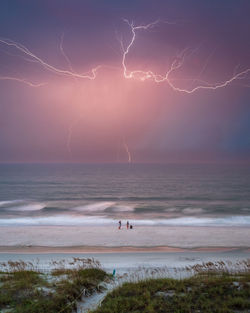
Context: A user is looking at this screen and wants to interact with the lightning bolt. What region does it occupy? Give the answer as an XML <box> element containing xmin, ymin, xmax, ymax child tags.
<box><xmin>121</xmin><ymin>20</ymin><xmax>250</xmax><ymax>93</ymax></box>
<box><xmin>0</xmin><ymin>37</ymin><xmax>101</xmax><ymax>80</ymax></box>
<box><xmin>59</xmin><ymin>33</ymin><xmax>76</xmax><ymax>75</ymax></box>
<box><xmin>59</xmin><ymin>33</ymin><xmax>79</xmax><ymax>156</ymax></box>
<box><xmin>123</xmin><ymin>141</ymin><xmax>132</xmax><ymax>163</ymax></box>
<box><xmin>0</xmin><ymin>76</ymin><xmax>45</xmax><ymax>87</ymax></box>
<box><xmin>1</xmin><ymin>20</ymin><xmax>249</xmax><ymax>91</ymax></box>
<box><xmin>121</xmin><ymin>19</ymin><xmax>161</xmax><ymax>81</ymax></box>
<box><xmin>1</xmin><ymin>19</ymin><xmax>250</xmax><ymax>162</ymax></box>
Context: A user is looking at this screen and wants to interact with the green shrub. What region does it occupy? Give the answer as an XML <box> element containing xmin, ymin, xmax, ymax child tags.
<box><xmin>92</xmin><ymin>272</ymin><xmax>250</xmax><ymax>313</ymax></box>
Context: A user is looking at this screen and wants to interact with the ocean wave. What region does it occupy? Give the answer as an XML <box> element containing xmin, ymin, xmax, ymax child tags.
<box><xmin>7</xmin><ymin>204</ymin><xmax>46</xmax><ymax>212</ymax></box>
<box><xmin>0</xmin><ymin>215</ymin><xmax>250</xmax><ymax>227</ymax></box>
<box><xmin>72</xmin><ymin>202</ymin><xmax>115</xmax><ymax>212</ymax></box>
<box><xmin>72</xmin><ymin>202</ymin><xmax>135</xmax><ymax>213</ymax></box>
<box><xmin>182</xmin><ymin>208</ymin><xmax>204</xmax><ymax>214</ymax></box>
<box><xmin>0</xmin><ymin>200</ymin><xmax>24</xmax><ymax>207</ymax></box>
<box><xmin>132</xmin><ymin>216</ymin><xmax>250</xmax><ymax>226</ymax></box>
<box><xmin>0</xmin><ymin>215</ymin><xmax>113</xmax><ymax>226</ymax></box>
<box><xmin>111</xmin><ymin>205</ymin><xmax>135</xmax><ymax>212</ymax></box>
<box><xmin>0</xmin><ymin>200</ymin><xmax>46</xmax><ymax>212</ymax></box>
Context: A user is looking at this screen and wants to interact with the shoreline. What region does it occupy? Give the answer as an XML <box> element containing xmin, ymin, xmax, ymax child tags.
<box><xmin>0</xmin><ymin>245</ymin><xmax>249</xmax><ymax>254</ymax></box>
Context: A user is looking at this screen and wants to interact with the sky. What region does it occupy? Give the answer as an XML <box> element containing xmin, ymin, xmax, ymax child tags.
<box><xmin>0</xmin><ymin>0</ymin><xmax>250</xmax><ymax>163</ymax></box>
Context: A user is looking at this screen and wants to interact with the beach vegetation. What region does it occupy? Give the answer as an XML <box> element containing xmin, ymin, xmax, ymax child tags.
<box><xmin>91</xmin><ymin>261</ymin><xmax>250</xmax><ymax>313</ymax></box>
<box><xmin>0</xmin><ymin>259</ymin><xmax>249</xmax><ymax>313</ymax></box>
<box><xmin>0</xmin><ymin>258</ymin><xmax>109</xmax><ymax>313</ymax></box>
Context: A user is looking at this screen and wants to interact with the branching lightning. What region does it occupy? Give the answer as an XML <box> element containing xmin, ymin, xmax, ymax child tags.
<box><xmin>1</xmin><ymin>19</ymin><xmax>250</xmax><ymax>163</ymax></box>
<box><xmin>121</xmin><ymin>20</ymin><xmax>250</xmax><ymax>93</ymax></box>
<box><xmin>59</xmin><ymin>33</ymin><xmax>76</xmax><ymax>76</ymax></box>
<box><xmin>0</xmin><ymin>37</ymin><xmax>101</xmax><ymax>80</ymax></box>
<box><xmin>121</xmin><ymin>19</ymin><xmax>161</xmax><ymax>81</ymax></box>
<box><xmin>1</xmin><ymin>20</ymin><xmax>250</xmax><ymax>91</ymax></box>
<box><xmin>0</xmin><ymin>76</ymin><xmax>45</xmax><ymax>87</ymax></box>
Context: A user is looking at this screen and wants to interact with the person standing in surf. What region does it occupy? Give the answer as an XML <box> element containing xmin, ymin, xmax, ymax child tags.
<box><xmin>118</xmin><ymin>220</ymin><xmax>121</xmax><ymax>229</ymax></box>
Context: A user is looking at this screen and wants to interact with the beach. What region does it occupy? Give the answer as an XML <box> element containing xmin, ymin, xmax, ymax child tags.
<box><xmin>0</xmin><ymin>164</ymin><xmax>249</xmax><ymax>278</ymax></box>
<box><xmin>0</xmin><ymin>225</ymin><xmax>249</xmax><ymax>274</ymax></box>
<box><xmin>1</xmin><ymin>2</ymin><xmax>250</xmax><ymax>309</ymax></box>
<box><xmin>1</xmin><ymin>248</ymin><xmax>249</xmax><ymax>313</ymax></box>
<box><xmin>0</xmin><ymin>225</ymin><xmax>249</xmax><ymax>249</ymax></box>
<box><xmin>0</xmin><ymin>248</ymin><xmax>249</xmax><ymax>276</ymax></box>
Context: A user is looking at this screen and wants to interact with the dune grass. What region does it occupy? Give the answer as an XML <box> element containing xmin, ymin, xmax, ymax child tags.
<box><xmin>92</xmin><ymin>271</ymin><xmax>250</xmax><ymax>313</ymax></box>
<box><xmin>1</xmin><ymin>259</ymin><xmax>249</xmax><ymax>312</ymax></box>
<box><xmin>0</xmin><ymin>259</ymin><xmax>109</xmax><ymax>313</ymax></box>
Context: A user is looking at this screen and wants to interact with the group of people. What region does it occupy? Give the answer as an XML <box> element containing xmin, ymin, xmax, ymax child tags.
<box><xmin>118</xmin><ymin>220</ymin><xmax>133</xmax><ymax>230</ymax></box>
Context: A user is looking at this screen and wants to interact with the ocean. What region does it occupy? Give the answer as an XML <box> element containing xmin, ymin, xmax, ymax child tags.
<box><xmin>0</xmin><ymin>163</ymin><xmax>249</xmax><ymax>228</ymax></box>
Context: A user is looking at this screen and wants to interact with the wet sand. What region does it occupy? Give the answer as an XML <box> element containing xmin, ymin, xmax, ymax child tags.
<box><xmin>0</xmin><ymin>225</ymin><xmax>249</xmax><ymax>248</ymax></box>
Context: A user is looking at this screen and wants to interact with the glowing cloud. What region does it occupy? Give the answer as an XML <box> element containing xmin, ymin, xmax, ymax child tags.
<box><xmin>0</xmin><ymin>19</ymin><xmax>250</xmax><ymax>92</ymax></box>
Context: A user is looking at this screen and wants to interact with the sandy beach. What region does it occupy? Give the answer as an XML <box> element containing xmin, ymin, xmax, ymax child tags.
<box><xmin>1</xmin><ymin>226</ymin><xmax>249</xmax><ymax>312</ymax></box>
<box><xmin>0</xmin><ymin>225</ymin><xmax>249</xmax><ymax>273</ymax></box>
<box><xmin>0</xmin><ymin>249</ymin><xmax>249</xmax><ymax>273</ymax></box>
<box><xmin>1</xmin><ymin>249</ymin><xmax>249</xmax><ymax>313</ymax></box>
<box><xmin>0</xmin><ymin>225</ymin><xmax>249</xmax><ymax>249</ymax></box>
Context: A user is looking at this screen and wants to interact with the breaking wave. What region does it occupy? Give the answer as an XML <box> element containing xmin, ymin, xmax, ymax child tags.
<box><xmin>72</xmin><ymin>202</ymin><xmax>115</xmax><ymax>212</ymax></box>
<box><xmin>0</xmin><ymin>200</ymin><xmax>46</xmax><ymax>211</ymax></box>
<box><xmin>0</xmin><ymin>200</ymin><xmax>24</xmax><ymax>207</ymax></box>
<box><xmin>0</xmin><ymin>215</ymin><xmax>249</xmax><ymax>227</ymax></box>
<box><xmin>71</xmin><ymin>202</ymin><xmax>135</xmax><ymax>212</ymax></box>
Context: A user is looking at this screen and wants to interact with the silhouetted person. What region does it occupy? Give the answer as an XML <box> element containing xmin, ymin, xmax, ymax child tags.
<box><xmin>118</xmin><ymin>220</ymin><xmax>121</xmax><ymax>230</ymax></box>
<box><xmin>127</xmin><ymin>221</ymin><xmax>129</xmax><ymax>229</ymax></box>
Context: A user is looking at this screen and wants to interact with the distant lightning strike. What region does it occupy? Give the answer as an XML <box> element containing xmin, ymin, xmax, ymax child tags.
<box><xmin>66</xmin><ymin>121</ymin><xmax>80</xmax><ymax>156</ymax></box>
<box><xmin>59</xmin><ymin>34</ymin><xmax>81</xmax><ymax>156</ymax></box>
<box><xmin>123</xmin><ymin>141</ymin><xmax>132</xmax><ymax>163</ymax></box>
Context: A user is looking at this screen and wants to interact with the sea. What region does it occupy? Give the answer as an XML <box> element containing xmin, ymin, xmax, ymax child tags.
<box><xmin>0</xmin><ymin>163</ymin><xmax>250</xmax><ymax>228</ymax></box>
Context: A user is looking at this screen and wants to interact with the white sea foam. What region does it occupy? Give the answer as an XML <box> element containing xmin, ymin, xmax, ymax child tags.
<box><xmin>1</xmin><ymin>201</ymin><xmax>46</xmax><ymax>212</ymax></box>
<box><xmin>131</xmin><ymin>216</ymin><xmax>250</xmax><ymax>227</ymax></box>
<box><xmin>72</xmin><ymin>202</ymin><xmax>115</xmax><ymax>212</ymax></box>
<box><xmin>0</xmin><ymin>200</ymin><xmax>24</xmax><ymax>207</ymax></box>
<box><xmin>182</xmin><ymin>208</ymin><xmax>204</xmax><ymax>214</ymax></box>
<box><xmin>111</xmin><ymin>205</ymin><xmax>135</xmax><ymax>212</ymax></box>
<box><xmin>165</xmin><ymin>208</ymin><xmax>179</xmax><ymax>212</ymax></box>
<box><xmin>0</xmin><ymin>215</ymin><xmax>250</xmax><ymax>227</ymax></box>
<box><xmin>0</xmin><ymin>215</ymin><xmax>114</xmax><ymax>226</ymax></box>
